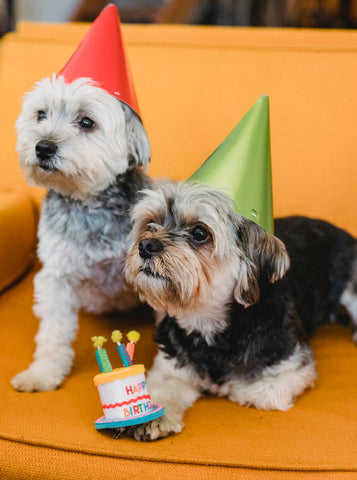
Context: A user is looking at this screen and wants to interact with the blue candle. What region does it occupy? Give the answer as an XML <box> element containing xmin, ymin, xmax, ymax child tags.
<box><xmin>116</xmin><ymin>344</ymin><xmax>132</xmax><ymax>368</ymax></box>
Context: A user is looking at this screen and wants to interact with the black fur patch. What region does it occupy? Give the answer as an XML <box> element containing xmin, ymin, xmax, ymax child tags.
<box><xmin>155</xmin><ymin>216</ymin><xmax>356</xmax><ymax>385</ymax></box>
<box><xmin>275</xmin><ymin>216</ymin><xmax>356</xmax><ymax>334</ymax></box>
<box><xmin>155</xmin><ymin>280</ymin><xmax>306</xmax><ymax>386</ymax></box>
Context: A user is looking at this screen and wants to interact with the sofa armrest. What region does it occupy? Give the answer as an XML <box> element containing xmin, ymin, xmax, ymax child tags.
<box><xmin>0</xmin><ymin>187</ymin><xmax>37</xmax><ymax>292</ymax></box>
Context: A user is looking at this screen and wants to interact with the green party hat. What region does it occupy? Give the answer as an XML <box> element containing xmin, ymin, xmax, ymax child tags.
<box><xmin>190</xmin><ymin>95</ymin><xmax>273</xmax><ymax>233</ymax></box>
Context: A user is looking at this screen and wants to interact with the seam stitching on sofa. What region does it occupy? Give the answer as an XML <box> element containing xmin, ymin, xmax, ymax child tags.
<box><xmin>1</xmin><ymin>435</ymin><xmax>356</xmax><ymax>472</ymax></box>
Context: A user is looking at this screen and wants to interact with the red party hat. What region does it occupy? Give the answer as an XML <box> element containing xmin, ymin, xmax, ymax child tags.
<box><xmin>58</xmin><ymin>4</ymin><xmax>140</xmax><ymax>117</ymax></box>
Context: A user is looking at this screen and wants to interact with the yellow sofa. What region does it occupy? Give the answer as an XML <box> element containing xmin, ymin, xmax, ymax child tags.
<box><xmin>1</xmin><ymin>21</ymin><xmax>357</xmax><ymax>479</ymax></box>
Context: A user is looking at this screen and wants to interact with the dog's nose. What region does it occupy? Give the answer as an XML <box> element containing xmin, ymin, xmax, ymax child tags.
<box><xmin>139</xmin><ymin>238</ymin><xmax>163</xmax><ymax>259</ymax></box>
<box><xmin>35</xmin><ymin>140</ymin><xmax>57</xmax><ymax>161</ymax></box>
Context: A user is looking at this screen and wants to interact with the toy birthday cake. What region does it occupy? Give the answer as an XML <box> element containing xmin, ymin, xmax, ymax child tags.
<box><xmin>92</xmin><ymin>331</ymin><xmax>164</xmax><ymax>430</ymax></box>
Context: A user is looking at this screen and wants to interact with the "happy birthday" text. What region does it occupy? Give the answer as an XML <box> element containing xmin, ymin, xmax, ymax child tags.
<box><xmin>125</xmin><ymin>380</ymin><xmax>146</xmax><ymax>395</ymax></box>
<box><xmin>123</xmin><ymin>401</ymin><xmax>151</xmax><ymax>416</ymax></box>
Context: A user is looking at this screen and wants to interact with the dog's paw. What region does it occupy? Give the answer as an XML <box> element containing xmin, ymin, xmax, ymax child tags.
<box><xmin>129</xmin><ymin>415</ymin><xmax>184</xmax><ymax>441</ymax></box>
<box><xmin>112</xmin><ymin>427</ymin><xmax>127</xmax><ymax>439</ymax></box>
<box><xmin>11</xmin><ymin>364</ymin><xmax>63</xmax><ymax>392</ymax></box>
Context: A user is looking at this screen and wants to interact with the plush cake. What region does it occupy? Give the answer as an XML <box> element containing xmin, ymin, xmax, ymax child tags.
<box><xmin>95</xmin><ymin>365</ymin><xmax>151</xmax><ymax>420</ymax></box>
<box><xmin>92</xmin><ymin>331</ymin><xmax>164</xmax><ymax>430</ymax></box>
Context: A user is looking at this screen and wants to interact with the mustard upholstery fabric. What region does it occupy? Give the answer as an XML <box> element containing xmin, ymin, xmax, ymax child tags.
<box><xmin>1</xmin><ymin>22</ymin><xmax>357</xmax><ymax>236</ymax></box>
<box><xmin>2</xmin><ymin>270</ymin><xmax>357</xmax><ymax>477</ymax></box>
<box><xmin>0</xmin><ymin>21</ymin><xmax>356</xmax><ymax>479</ymax></box>
<box><xmin>0</xmin><ymin>187</ymin><xmax>36</xmax><ymax>292</ymax></box>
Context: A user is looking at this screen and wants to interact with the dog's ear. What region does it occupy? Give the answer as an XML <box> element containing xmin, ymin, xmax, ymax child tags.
<box><xmin>233</xmin><ymin>216</ymin><xmax>290</xmax><ymax>308</ymax></box>
<box><xmin>121</xmin><ymin>102</ymin><xmax>151</xmax><ymax>170</ymax></box>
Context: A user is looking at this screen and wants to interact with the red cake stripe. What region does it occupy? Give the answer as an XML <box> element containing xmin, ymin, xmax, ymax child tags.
<box><xmin>102</xmin><ymin>394</ymin><xmax>151</xmax><ymax>409</ymax></box>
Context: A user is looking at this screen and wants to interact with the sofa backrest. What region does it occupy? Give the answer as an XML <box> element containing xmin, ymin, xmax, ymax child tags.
<box><xmin>0</xmin><ymin>22</ymin><xmax>356</xmax><ymax>234</ymax></box>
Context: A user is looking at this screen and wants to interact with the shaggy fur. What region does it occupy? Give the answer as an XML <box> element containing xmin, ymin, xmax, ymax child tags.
<box><xmin>11</xmin><ymin>76</ymin><xmax>152</xmax><ymax>392</ymax></box>
<box><xmin>125</xmin><ymin>182</ymin><xmax>357</xmax><ymax>441</ymax></box>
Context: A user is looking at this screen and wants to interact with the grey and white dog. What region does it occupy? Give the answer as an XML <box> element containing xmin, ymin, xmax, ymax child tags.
<box><xmin>125</xmin><ymin>181</ymin><xmax>357</xmax><ymax>441</ymax></box>
<box><xmin>11</xmin><ymin>76</ymin><xmax>152</xmax><ymax>392</ymax></box>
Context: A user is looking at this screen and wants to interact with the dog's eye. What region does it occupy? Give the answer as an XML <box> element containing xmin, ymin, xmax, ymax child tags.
<box><xmin>37</xmin><ymin>111</ymin><xmax>47</xmax><ymax>122</ymax></box>
<box><xmin>79</xmin><ymin>117</ymin><xmax>95</xmax><ymax>130</ymax></box>
<box><xmin>190</xmin><ymin>225</ymin><xmax>210</xmax><ymax>244</ymax></box>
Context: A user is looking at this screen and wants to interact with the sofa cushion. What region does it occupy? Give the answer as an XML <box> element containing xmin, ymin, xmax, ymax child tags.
<box><xmin>2</xmin><ymin>269</ymin><xmax>357</xmax><ymax>477</ymax></box>
<box><xmin>0</xmin><ymin>22</ymin><xmax>356</xmax><ymax>236</ymax></box>
<box><xmin>0</xmin><ymin>187</ymin><xmax>36</xmax><ymax>292</ymax></box>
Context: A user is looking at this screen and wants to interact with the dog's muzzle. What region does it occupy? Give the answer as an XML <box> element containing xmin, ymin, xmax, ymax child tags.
<box><xmin>35</xmin><ymin>140</ymin><xmax>58</xmax><ymax>170</ymax></box>
<box><xmin>138</xmin><ymin>238</ymin><xmax>163</xmax><ymax>259</ymax></box>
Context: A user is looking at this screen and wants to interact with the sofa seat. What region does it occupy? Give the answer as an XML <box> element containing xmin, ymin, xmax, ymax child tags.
<box><xmin>1</xmin><ymin>267</ymin><xmax>357</xmax><ymax>479</ymax></box>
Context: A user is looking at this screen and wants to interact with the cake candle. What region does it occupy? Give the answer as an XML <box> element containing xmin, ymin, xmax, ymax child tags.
<box><xmin>111</xmin><ymin>330</ymin><xmax>132</xmax><ymax>367</ymax></box>
<box><xmin>91</xmin><ymin>336</ymin><xmax>113</xmax><ymax>373</ymax></box>
<box><xmin>126</xmin><ymin>330</ymin><xmax>141</xmax><ymax>361</ymax></box>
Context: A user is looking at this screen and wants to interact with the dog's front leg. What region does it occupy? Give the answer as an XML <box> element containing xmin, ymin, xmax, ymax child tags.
<box><xmin>129</xmin><ymin>352</ymin><xmax>201</xmax><ymax>441</ymax></box>
<box><xmin>11</xmin><ymin>268</ymin><xmax>80</xmax><ymax>392</ymax></box>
